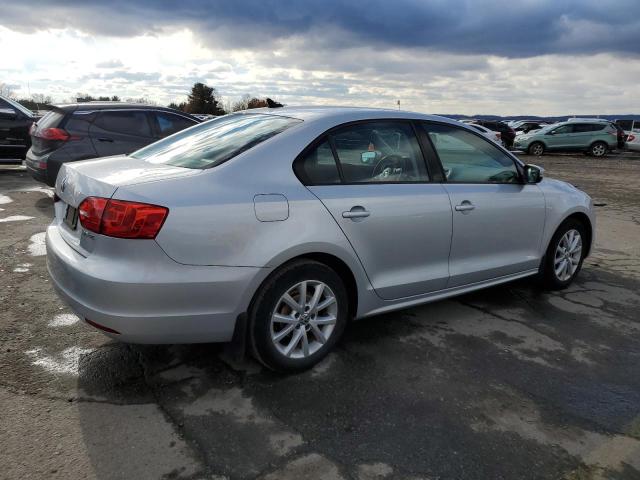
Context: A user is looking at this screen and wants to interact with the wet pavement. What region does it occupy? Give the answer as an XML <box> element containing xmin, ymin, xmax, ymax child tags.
<box><xmin>1</xmin><ymin>153</ymin><xmax>640</xmax><ymax>479</ymax></box>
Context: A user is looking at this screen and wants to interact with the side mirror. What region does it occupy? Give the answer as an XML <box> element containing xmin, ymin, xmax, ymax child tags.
<box><xmin>546</xmin><ymin>130</ymin><xmax>555</xmax><ymax>135</ymax></box>
<box><xmin>0</xmin><ymin>108</ymin><xmax>17</xmax><ymax>119</ymax></box>
<box><xmin>524</xmin><ymin>164</ymin><xmax>544</xmax><ymax>184</ymax></box>
<box><xmin>360</xmin><ymin>151</ymin><xmax>376</xmax><ymax>164</ymax></box>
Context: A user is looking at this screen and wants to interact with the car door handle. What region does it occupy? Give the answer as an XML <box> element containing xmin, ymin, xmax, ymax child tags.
<box><xmin>342</xmin><ymin>207</ymin><xmax>370</xmax><ymax>219</ymax></box>
<box><xmin>97</xmin><ymin>137</ymin><xmax>114</xmax><ymax>142</ymax></box>
<box><xmin>455</xmin><ymin>201</ymin><xmax>475</xmax><ymax>212</ymax></box>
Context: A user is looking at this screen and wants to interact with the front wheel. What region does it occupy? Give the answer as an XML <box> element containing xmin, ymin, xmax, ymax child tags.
<box><xmin>248</xmin><ymin>260</ymin><xmax>348</xmax><ymax>372</ymax></box>
<box><xmin>589</xmin><ymin>142</ymin><xmax>608</xmax><ymax>157</ymax></box>
<box><xmin>528</xmin><ymin>142</ymin><xmax>545</xmax><ymax>156</ymax></box>
<box><xmin>541</xmin><ymin>219</ymin><xmax>587</xmax><ymax>290</ymax></box>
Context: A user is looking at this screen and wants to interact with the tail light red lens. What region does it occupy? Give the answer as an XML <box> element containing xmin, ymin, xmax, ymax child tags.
<box><xmin>36</xmin><ymin>127</ymin><xmax>71</xmax><ymax>141</ymax></box>
<box><xmin>78</xmin><ymin>197</ymin><xmax>168</xmax><ymax>239</ymax></box>
<box><xmin>628</xmin><ymin>134</ymin><xmax>636</xmax><ymax>142</ymax></box>
<box><xmin>78</xmin><ymin>197</ymin><xmax>108</xmax><ymax>233</ymax></box>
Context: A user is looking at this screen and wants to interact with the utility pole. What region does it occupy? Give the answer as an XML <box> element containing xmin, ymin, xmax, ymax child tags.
<box><xmin>397</xmin><ymin>100</ymin><xmax>400</xmax><ymax>110</ymax></box>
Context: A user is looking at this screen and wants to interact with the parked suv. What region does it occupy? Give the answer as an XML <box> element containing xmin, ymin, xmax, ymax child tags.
<box><xmin>472</xmin><ymin>120</ymin><xmax>516</xmax><ymax>149</ymax></box>
<box><xmin>0</xmin><ymin>95</ymin><xmax>39</xmax><ymax>163</ymax></box>
<box><xmin>514</xmin><ymin>121</ymin><xmax>618</xmax><ymax>157</ymax></box>
<box><xmin>26</xmin><ymin>102</ymin><xmax>200</xmax><ymax>186</ymax></box>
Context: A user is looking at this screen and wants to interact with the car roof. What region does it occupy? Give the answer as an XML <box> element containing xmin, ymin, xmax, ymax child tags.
<box><xmin>51</xmin><ymin>102</ymin><xmax>198</xmax><ymax>118</ymax></box>
<box><xmin>237</xmin><ymin>105</ymin><xmax>460</xmax><ymax>126</ymax></box>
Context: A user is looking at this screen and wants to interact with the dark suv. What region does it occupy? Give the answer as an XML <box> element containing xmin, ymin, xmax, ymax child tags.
<box><xmin>0</xmin><ymin>95</ymin><xmax>38</xmax><ymax>163</ymax></box>
<box><xmin>26</xmin><ymin>102</ymin><xmax>200</xmax><ymax>186</ymax></box>
<box><xmin>473</xmin><ymin>120</ymin><xmax>516</xmax><ymax>149</ymax></box>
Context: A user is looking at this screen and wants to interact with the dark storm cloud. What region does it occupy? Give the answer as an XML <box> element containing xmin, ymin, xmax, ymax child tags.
<box><xmin>3</xmin><ymin>0</ymin><xmax>640</xmax><ymax>58</ymax></box>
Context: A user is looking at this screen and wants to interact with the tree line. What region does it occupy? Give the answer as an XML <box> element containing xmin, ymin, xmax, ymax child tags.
<box><xmin>1</xmin><ymin>81</ymin><xmax>282</xmax><ymax>116</ymax></box>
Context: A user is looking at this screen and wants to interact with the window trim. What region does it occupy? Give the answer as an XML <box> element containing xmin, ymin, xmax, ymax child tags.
<box><xmin>419</xmin><ymin>120</ymin><xmax>526</xmax><ymax>185</ymax></box>
<box><xmin>293</xmin><ymin>118</ymin><xmax>435</xmax><ymax>186</ymax></box>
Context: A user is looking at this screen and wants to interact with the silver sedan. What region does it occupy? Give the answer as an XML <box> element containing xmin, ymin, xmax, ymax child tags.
<box><xmin>46</xmin><ymin>107</ymin><xmax>595</xmax><ymax>371</ymax></box>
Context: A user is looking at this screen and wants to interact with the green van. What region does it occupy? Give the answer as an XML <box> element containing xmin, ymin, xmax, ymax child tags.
<box><xmin>514</xmin><ymin>120</ymin><xmax>618</xmax><ymax>157</ymax></box>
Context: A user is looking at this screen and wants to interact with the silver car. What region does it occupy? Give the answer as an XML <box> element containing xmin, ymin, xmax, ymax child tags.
<box><xmin>46</xmin><ymin>107</ymin><xmax>595</xmax><ymax>371</ymax></box>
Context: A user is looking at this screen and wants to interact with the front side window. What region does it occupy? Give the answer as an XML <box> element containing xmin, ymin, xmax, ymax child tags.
<box><xmin>552</xmin><ymin>124</ymin><xmax>573</xmax><ymax>135</ymax></box>
<box><xmin>424</xmin><ymin>123</ymin><xmax>520</xmax><ymax>184</ymax></box>
<box><xmin>331</xmin><ymin>122</ymin><xmax>429</xmax><ymax>183</ymax></box>
<box><xmin>131</xmin><ymin>113</ymin><xmax>301</xmax><ymax>169</ymax></box>
<box><xmin>94</xmin><ymin>111</ymin><xmax>152</xmax><ymax>137</ymax></box>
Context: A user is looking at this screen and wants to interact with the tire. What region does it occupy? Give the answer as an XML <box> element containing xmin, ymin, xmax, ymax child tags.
<box><xmin>528</xmin><ymin>142</ymin><xmax>545</xmax><ymax>156</ymax></box>
<box><xmin>541</xmin><ymin>219</ymin><xmax>587</xmax><ymax>290</ymax></box>
<box><xmin>248</xmin><ymin>259</ymin><xmax>348</xmax><ymax>372</ymax></box>
<box><xmin>589</xmin><ymin>141</ymin><xmax>608</xmax><ymax>157</ymax></box>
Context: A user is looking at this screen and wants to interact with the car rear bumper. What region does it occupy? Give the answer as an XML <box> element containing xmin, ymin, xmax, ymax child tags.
<box><xmin>25</xmin><ymin>149</ymin><xmax>52</xmax><ymax>185</ymax></box>
<box><xmin>46</xmin><ymin>224</ymin><xmax>265</xmax><ymax>344</ymax></box>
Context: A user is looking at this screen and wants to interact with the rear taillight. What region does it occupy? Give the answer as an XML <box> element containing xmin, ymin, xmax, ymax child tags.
<box><xmin>36</xmin><ymin>127</ymin><xmax>69</xmax><ymax>141</ymax></box>
<box><xmin>78</xmin><ymin>197</ymin><xmax>169</xmax><ymax>239</ymax></box>
<box><xmin>628</xmin><ymin>134</ymin><xmax>636</xmax><ymax>142</ymax></box>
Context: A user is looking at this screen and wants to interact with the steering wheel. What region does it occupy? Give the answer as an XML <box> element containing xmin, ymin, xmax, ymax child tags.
<box><xmin>372</xmin><ymin>154</ymin><xmax>405</xmax><ymax>178</ymax></box>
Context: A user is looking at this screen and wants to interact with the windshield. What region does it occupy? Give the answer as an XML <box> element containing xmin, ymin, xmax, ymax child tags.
<box><xmin>3</xmin><ymin>96</ymin><xmax>35</xmax><ymax>117</ymax></box>
<box><xmin>131</xmin><ymin>113</ymin><xmax>302</xmax><ymax>169</ymax></box>
<box><xmin>531</xmin><ymin>124</ymin><xmax>556</xmax><ymax>134</ymax></box>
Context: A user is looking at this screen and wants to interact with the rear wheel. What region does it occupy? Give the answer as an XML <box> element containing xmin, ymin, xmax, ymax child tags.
<box><xmin>589</xmin><ymin>141</ymin><xmax>608</xmax><ymax>157</ymax></box>
<box><xmin>249</xmin><ymin>260</ymin><xmax>348</xmax><ymax>372</ymax></box>
<box><xmin>528</xmin><ymin>142</ymin><xmax>545</xmax><ymax>156</ymax></box>
<box><xmin>541</xmin><ymin>219</ymin><xmax>587</xmax><ymax>290</ymax></box>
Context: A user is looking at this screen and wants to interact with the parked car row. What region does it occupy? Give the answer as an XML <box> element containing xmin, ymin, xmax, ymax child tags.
<box><xmin>462</xmin><ymin>117</ymin><xmax>634</xmax><ymax>157</ymax></box>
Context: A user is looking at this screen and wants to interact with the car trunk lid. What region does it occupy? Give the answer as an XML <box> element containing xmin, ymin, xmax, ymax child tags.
<box><xmin>54</xmin><ymin>155</ymin><xmax>201</xmax><ymax>256</ymax></box>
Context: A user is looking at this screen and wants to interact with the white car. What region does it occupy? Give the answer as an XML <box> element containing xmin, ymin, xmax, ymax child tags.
<box><xmin>466</xmin><ymin>123</ymin><xmax>502</xmax><ymax>145</ymax></box>
<box><xmin>626</xmin><ymin>131</ymin><xmax>640</xmax><ymax>152</ymax></box>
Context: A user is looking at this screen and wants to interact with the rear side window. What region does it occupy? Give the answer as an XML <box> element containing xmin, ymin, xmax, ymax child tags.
<box><xmin>93</xmin><ymin>111</ymin><xmax>152</xmax><ymax>137</ymax></box>
<box><xmin>424</xmin><ymin>123</ymin><xmax>519</xmax><ymax>184</ymax></box>
<box><xmin>295</xmin><ymin>140</ymin><xmax>341</xmax><ymax>184</ymax></box>
<box><xmin>131</xmin><ymin>113</ymin><xmax>301</xmax><ymax>169</ymax></box>
<box><xmin>154</xmin><ymin>112</ymin><xmax>197</xmax><ymax>137</ymax></box>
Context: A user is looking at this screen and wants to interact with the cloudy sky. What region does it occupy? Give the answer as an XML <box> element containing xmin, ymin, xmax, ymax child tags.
<box><xmin>1</xmin><ymin>0</ymin><xmax>639</xmax><ymax>115</ymax></box>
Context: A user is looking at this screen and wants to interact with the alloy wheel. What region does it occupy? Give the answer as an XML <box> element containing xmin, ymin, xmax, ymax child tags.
<box><xmin>591</xmin><ymin>143</ymin><xmax>606</xmax><ymax>157</ymax></box>
<box><xmin>270</xmin><ymin>280</ymin><xmax>338</xmax><ymax>359</ymax></box>
<box><xmin>531</xmin><ymin>143</ymin><xmax>544</xmax><ymax>156</ymax></box>
<box><xmin>554</xmin><ymin>229</ymin><xmax>582</xmax><ymax>281</ymax></box>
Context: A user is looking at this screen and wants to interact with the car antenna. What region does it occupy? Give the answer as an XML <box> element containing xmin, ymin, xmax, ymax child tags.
<box><xmin>266</xmin><ymin>98</ymin><xmax>283</xmax><ymax>108</ymax></box>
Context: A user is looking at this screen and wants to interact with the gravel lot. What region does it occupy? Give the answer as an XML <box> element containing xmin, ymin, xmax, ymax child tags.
<box><xmin>1</xmin><ymin>152</ymin><xmax>640</xmax><ymax>480</ymax></box>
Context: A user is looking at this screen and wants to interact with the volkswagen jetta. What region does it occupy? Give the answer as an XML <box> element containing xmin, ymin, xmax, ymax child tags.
<box><xmin>46</xmin><ymin>107</ymin><xmax>595</xmax><ymax>371</ymax></box>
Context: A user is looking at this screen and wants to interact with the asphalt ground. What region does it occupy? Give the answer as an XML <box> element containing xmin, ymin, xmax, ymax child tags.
<box><xmin>1</xmin><ymin>151</ymin><xmax>639</xmax><ymax>480</ymax></box>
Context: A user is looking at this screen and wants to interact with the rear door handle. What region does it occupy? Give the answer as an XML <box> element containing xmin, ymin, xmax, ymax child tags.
<box><xmin>342</xmin><ymin>207</ymin><xmax>370</xmax><ymax>219</ymax></box>
<box><xmin>97</xmin><ymin>137</ymin><xmax>114</xmax><ymax>142</ymax></box>
<box><xmin>455</xmin><ymin>201</ymin><xmax>475</xmax><ymax>212</ymax></box>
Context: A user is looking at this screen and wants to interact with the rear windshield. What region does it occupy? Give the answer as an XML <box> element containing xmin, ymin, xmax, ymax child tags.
<box><xmin>130</xmin><ymin>113</ymin><xmax>302</xmax><ymax>169</ymax></box>
<box><xmin>37</xmin><ymin>110</ymin><xmax>65</xmax><ymax>129</ymax></box>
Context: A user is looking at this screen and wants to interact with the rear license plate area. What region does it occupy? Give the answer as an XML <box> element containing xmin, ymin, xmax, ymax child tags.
<box><xmin>64</xmin><ymin>205</ymin><xmax>78</xmax><ymax>230</ymax></box>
